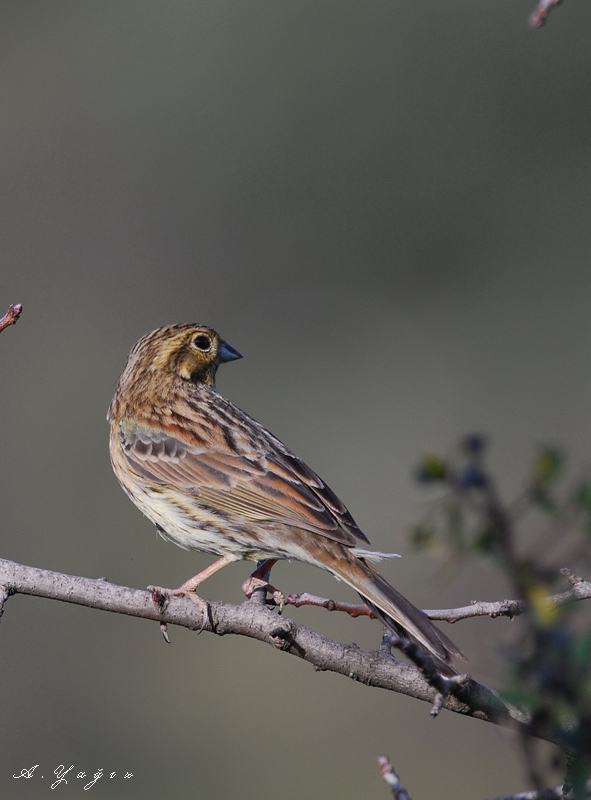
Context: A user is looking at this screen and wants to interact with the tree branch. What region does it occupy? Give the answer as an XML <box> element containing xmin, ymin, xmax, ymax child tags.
<box><xmin>373</xmin><ymin>757</ymin><xmax>565</xmax><ymax>800</ymax></box>
<box><xmin>0</xmin><ymin>302</ymin><xmax>22</xmax><ymax>334</ymax></box>
<box><xmin>376</xmin><ymin>754</ymin><xmax>412</xmax><ymax>800</ymax></box>
<box><xmin>529</xmin><ymin>0</ymin><xmax>565</xmax><ymax>29</ymax></box>
<box><xmin>0</xmin><ymin>556</ymin><xmax>550</xmax><ymax>740</ymax></box>
<box><xmin>287</xmin><ymin>569</ymin><xmax>591</xmax><ymax>624</ymax></box>
<box><xmin>488</xmin><ymin>789</ymin><xmax>562</xmax><ymax>800</ymax></box>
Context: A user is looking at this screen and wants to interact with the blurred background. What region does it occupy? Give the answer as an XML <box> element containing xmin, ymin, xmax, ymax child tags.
<box><xmin>1</xmin><ymin>2</ymin><xmax>591</xmax><ymax>798</ymax></box>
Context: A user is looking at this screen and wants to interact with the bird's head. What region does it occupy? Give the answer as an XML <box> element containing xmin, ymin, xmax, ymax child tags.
<box><xmin>119</xmin><ymin>324</ymin><xmax>242</xmax><ymax>392</ymax></box>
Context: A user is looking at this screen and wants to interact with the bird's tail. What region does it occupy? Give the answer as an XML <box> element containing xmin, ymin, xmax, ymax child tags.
<box><xmin>316</xmin><ymin>548</ymin><xmax>466</xmax><ymax>676</ymax></box>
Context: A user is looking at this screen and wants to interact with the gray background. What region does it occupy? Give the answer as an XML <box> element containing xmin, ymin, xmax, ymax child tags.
<box><xmin>1</xmin><ymin>2</ymin><xmax>591</xmax><ymax>798</ymax></box>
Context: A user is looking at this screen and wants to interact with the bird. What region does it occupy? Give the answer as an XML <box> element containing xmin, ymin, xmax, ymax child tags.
<box><xmin>108</xmin><ymin>324</ymin><xmax>466</xmax><ymax>675</ymax></box>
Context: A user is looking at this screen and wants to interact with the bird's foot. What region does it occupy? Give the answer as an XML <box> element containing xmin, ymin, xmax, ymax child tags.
<box><xmin>148</xmin><ymin>582</ymin><xmax>209</xmax><ymax>612</ymax></box>
<box><xmin>148</xmin><ymin>556</ymin><xmax>232</xmax><ymax>612</ymax></box>
<box><xmin>170</xmin><ymin>588</ymin><xmax>211</xmax><ymax>633</ymax></box>
<box><xmin>271</xmin><ymin>589</ymin><xmax>286</xmax><ymax>612</ymax></box>
<box><xmin>148</xmin><ymin>584</ymin><xmax>171</xmax><ymax>611</ymax></box>
<box><xmin>241</xmin><ymin>575</ymin><xmax>285</xmax><ymax>611</ymax></box>
<box><xmin>147</xmin><ymin>584</ymin><xmax>209</xmax><ymax>636</ymax></box>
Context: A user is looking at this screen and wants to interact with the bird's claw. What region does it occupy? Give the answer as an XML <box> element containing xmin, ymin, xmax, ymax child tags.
<box><xmin>148</xmin><ymin>583</ymin><xmax>209</xmax><ymax>633</ymax></box>
<box><xmin>271</xmin><ymin>589</ymin><xmax>285</xmax><ymax>612</ymax></box>
<box><xmin>160</xmin><ymin>622</ymin><xmax>171</xmax><ymax>643</ymax></box>
<box><xmin>241</xmin><ymin>576</ymin><xmax>285</xmax><ymax>610</ymax></box>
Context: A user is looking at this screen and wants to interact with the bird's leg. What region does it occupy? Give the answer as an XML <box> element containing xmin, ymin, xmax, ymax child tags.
<box><xmin>241</xmin><ymin>558</ymin><xmax>277</xmax><ymax>596</ymax></box>
<box><xmin>149</xmin><ymin>556</ymin><xmax>233</xmax><ymax>612</ymax></box>
<box><xmin>241</xmin><ymin>559</ymin><xmax>285</xmax><ymax>609</ymax></box>
<box><xmin>173</xmin><ymin>556</ymin><xmax>233</xmax><ymax>596</ymax></box>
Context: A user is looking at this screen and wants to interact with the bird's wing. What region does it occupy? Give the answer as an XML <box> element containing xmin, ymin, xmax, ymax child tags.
<box><xmin>116</xmin><ymin>412</ymin><xmax>369</xmax><ymax>547</ymax></box>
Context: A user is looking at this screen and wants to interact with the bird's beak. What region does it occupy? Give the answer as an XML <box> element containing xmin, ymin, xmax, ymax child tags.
<box><xmin>218</xmin><ymin>340</ymin><xmax>243</xmax><ymax>362</ymax></box>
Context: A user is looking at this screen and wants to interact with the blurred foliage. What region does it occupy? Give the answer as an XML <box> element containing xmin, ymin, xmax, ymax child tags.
<box><xmin>412</xmin><ymin>437</ymin><xmax>591</xmax><ymax>798</ymax></box>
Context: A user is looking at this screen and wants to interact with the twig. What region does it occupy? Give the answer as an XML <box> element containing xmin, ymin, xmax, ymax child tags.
<box><xmin>286</xmin><ymin>572</ymin><xmax>591</xmax><ymax>624</ymax></box>
<box><xmin>377</xmin><ymin>755</ymin><xmax>412</xmax><ymax>800</ymax></box>
<box><xmin>488</xmin><ymin>788</ymin><xmax>562</xmax><ymax>800</ymax></box>
<box><xmin>529</xmin><ymin>0</ymin><xmax>565</xmax><ymax>29</ymax></box>
<box><xmin>382</xmin><ymin>632</ymin><xmax>471</xmax><ymax>717</ymax></box>
<box><xmin>0</xmin><ymin>556</ymin><xmax>541</xmax><ymax>738</ymax></box>
<box><xmin>0</xmin><ymin>585</ymin><xmax>9</xmax><ymax>622</ymax></box>
<box><xmin>376</xmin><ymin>752</ymin><xmax>564</xmax><ymax>800</ymax></box>
<box><xmin>425</xmin><ymin>599</ymin><xmax>525</xmax><ymax>622</ymax></box>
<box><xmin>0</xmin><ymin>303</ymin><xmax>22</xmax><ymax>334</ymax></box>
<box><xmin>520</xmin><ymin>727</ymin><xmax>547</xmax><ymax>793</ymax></box>
<box><xmin>285</xmin><ymin>605</ymin><xmax>471</xmax><ymax>712</ymax></box>
<box><xmin>286</xmin><ymin>592</ymin><xmax>374</xmax><ymax>618</ymax></box>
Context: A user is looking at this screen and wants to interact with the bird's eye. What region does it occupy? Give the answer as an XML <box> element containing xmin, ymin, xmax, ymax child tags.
<box><xmin>193</xmin><ymin>334</ymin><xmax>212</xmax><ymax>351</ymax></box>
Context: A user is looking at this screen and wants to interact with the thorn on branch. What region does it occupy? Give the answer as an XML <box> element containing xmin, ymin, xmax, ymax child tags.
<box><xmin>0</xmin><ymin>303</ymin><xmax>22</xmax><ymax>334</ymax></box>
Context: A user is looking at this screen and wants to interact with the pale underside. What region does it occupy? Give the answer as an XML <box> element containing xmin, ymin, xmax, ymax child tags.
<box><xmin>109</xmin><ymin>387</ymin><xmax>463</xmax><ymax>665</ymax></box>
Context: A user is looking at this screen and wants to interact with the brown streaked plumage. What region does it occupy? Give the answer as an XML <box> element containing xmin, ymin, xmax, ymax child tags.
<box><xmin>108</xmin><ymin>324</ymin><xmax>466</xmax><ymax>674</ymax></box>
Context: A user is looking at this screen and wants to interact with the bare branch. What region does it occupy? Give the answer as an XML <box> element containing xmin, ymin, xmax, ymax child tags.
<box><xmin>0</xmin><ymin>585</ymin><xmax>8</xmax><ymax>621</ymax></box>
<box><xmin>377</xmin><ymin>754</ymin><xmax>412</xmax><ymax>800</ymax></box>
<box><xmin>488</xmin><ymin>788</ymin><xmax>562</xmax><ymax>800</ymax></box>
<box><xmin>529</xmin><ymin>0</ymin><xmax>565</xmax><ymax>29</ymax></box>
<box><xmin>0</xmin><ymin>303</ymin><xmax>22</xmax><ymax>334</ymax></box>
<box><xmin>286</xmin><ymin>571</ymin><xmax>591</xmax><ymax>625</ymax></box>
<box><xmin>287</xmin><ymin>592</ymin><xmax>375</xmax><ymax>618</ymax></box>
<box><xmin>381</xmin><ymin>632</ymin><xmax>471</xmax><ymax>717</ymax></box>
<box><xmin>428</xmin><ymin>570</ymin><xmax>591</xmax><ymax>621</ymax></box>
<box><xmin>0</xmin><ymin>556</ymin><xmax>539</xmax><ymax>737</ymax></box>
<box><xmin>425</xmin><ymin>599</ymin><xmax>526</xmax><ymax>622</ymax></box>
<box><xmin>375</xmin><ymin>755</ymin><xmax>565</xmax><ymax>800</ymax></box>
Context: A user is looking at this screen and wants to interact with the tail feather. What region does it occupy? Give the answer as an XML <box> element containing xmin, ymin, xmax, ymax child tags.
<box><xmin>322</xmin><ymin>552</ymin><xmax>466</xmax><ymax>676</ymax></box>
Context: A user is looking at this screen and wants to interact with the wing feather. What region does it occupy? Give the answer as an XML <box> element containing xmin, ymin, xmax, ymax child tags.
<box><xmin>117</xmin><ymin>403</ymin><xmax>369</xmax><ymax>546</ymax></box>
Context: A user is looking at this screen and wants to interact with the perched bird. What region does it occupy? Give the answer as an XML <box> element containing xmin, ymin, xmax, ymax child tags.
<box><xmin>108</xmin><ymin>324</ymin><xmax>465</xmax><ymax>674</ymax></box>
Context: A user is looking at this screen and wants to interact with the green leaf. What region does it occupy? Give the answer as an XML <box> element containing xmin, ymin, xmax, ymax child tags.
<box><xmin>533</xmin><ymin>447</ymin><xmax>563</xmax><ymax>485</ymax></box>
